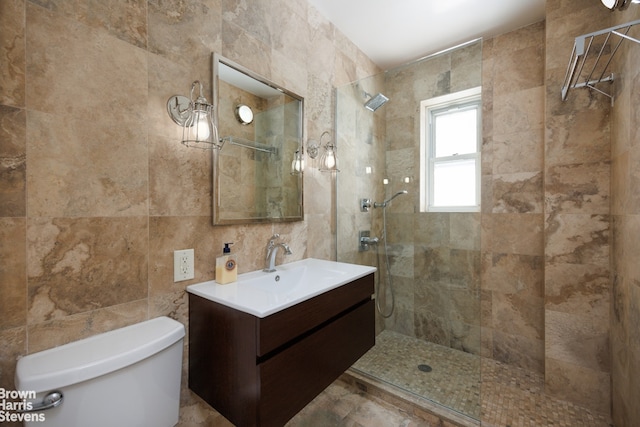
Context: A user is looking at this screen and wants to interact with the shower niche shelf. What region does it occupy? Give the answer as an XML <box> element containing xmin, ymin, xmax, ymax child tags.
<box><xmin>561</xmin><ymin>19</ymin><xmax>640</xmax><ymax>104</ymax></box>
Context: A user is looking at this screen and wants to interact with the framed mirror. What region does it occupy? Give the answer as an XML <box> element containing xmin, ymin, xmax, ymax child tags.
<box><xmin>212</xmin><ymin>53</ymin><xmax>304</xmax><ymax>225</ymax></box>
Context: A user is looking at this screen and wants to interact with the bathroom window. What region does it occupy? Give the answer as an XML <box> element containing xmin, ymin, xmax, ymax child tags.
<box><xmin>419</xmin><ymin>87</ymin><xmax>481</xmax><ymax>212</ymax></box>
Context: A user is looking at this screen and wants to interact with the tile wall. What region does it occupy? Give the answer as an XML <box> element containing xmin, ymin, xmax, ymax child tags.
<box><xmin>482</xmin><ymin>22</ymin><xmax>546</xmax><ymax>374</ymax></box>
<box><xmin>2</xmin><ymin>0</ymin><xmax>638</xmax><ymax>424</ymax></box>
<box><xmin>0</xmin><ymin>0</ymin><xmax>379</xmax><ymax>423</ymax></box>
<box><xmin>611</xmin><ymin>5</ymin><xmax>640</xmax><ymax>427</ymax></box>
<box><xmin>544</xmin><ymin>0</ymin><xmax>612</xmax><ymax>414</ymax></box>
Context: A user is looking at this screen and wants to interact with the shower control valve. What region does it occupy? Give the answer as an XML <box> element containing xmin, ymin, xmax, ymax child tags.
<box><xmin>360</xmin><ymin>198</ymin><xmax>372</xmax><ymax>212</ymax></box>
<box><xmin>359</xmin><ymin>230</ymin><xmax>379</xmax><ymax>252</ymax></box>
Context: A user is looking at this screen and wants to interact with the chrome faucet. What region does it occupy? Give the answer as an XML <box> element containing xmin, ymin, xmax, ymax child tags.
<box><xmin>263</xmin><ymin>234</ymin><xmax>292</xmax><ymax>272</ymax></box>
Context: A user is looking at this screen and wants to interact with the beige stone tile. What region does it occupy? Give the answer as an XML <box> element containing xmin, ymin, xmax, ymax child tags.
<box><xmin>450</xmin><ymin>213</ymin><xmax>481</xmax><ymax>251</ymax></box>
<box><xmin>149</xmin><ymin>290</ymin><xmax>189</xmax><ymax>330</ymax></box>
<box><xmin>493</xmin><ymin>45</ymin><xmax>544</xmax><ymax>96</ymax></box>
<box><xmin>26</xmin><ymin>4</ymin><xmax>148</xmax><ymax>126</ymax></box>
<box><xmin>27</xmin><ymin>217</ymin><xmax>149</xmax><ymax>324</ymax></box>
<box><xmin>545</xmin><ymin>109</ymin><xmax>610</xmax><ymax>167</ymax></box>
<box><xmin>221</xmin><ymin>21</ymin><xmax>272</xmax><ymax>80</ymax></box>
<box><xmin>493</xmin><ymin>86</ymin><xmax>544</xmax><ymax>136</ymax></box>
<box><xmin>545</xmin><ymin>356</ymin><xmax>611</xmax><ymax>414</ymax></box>
<box><xmin>611</xmin><ymin>152</ymin><xmax>629</xmax><ymax>216</ymax></box>
<box><xmin>27</xmin><ymin>299</ymin><xmax>147</xmax><ymax>353</ymax></box>
<box><xmin>492</xmin><ymin>128</ymin><xmax>544</xmax><ymax>175</ymax></box>
<box><xmin>0</xmin><ymin>326</ymin><xmax>26</xmax><ymax>390</ymax></box>
<box><xmin>493</xmin><ymin>20</ymin><xmax>545</xmax><ymax>53</ymax></box>
<box><xmin>0</xmin><ymin>218</ymin><xmax>26</xmax><ymax>330</ymax></box>
<box><xmin>148</xmin><ymin>0</ymin><xmax>222</xmax><ymax>69</ymax></box>
<box><xmin>628</xmin><ymin>145</ymin><xmax>640</xmax><ymax>214</ymax></box>
<box><xmin>545</xmin><ymin>309</ymin><xmax>610</xmax><ymax>372</ymax></box>
<box><xmin>450</xmin><ymin>42</ymin><xmax>482</xmax><ymax>93</ymax></box>
<box><xmin>544</xmin><ymin>213</ymin><xmax>609</xmax><ymax>265</ymax></box>
<box><xmin>488</xmin><ymin>253</ymin><xmax>543</xmax><ymax>296</ymax></box>
<box><xmin>27</xmin><ymin>110</ymin><xmax>149</xmax><ymax>217</ymax></box>
<box><xmin>545</xmin><ymin>262</ymin><xmax>610</xmax><ymax>318</ymax></box>
<box><xmin>0</xmin><ymin>0</ymin><xmax>25</xmax><ymax>107</ymax></box>
<box><xmin>490</xmin><ymin>213</ymin><xmax>543</xmax><ymax>256</ymax></box>
<box><xmin>30</xmin><ymin>0</ymin><xmax>147</xmax><ymax>48</ymax></box>
<box><xmin>0</xmin><ymin>105</ymin><xmax>26</xmax><ymax>217</ymax></box>
<box><xmin>149</xmin><ymin>133</ymin><xmax>212</xmax><ymax>217</ymax></box>
<box><xmin>492</xmin><ymin>330</ymin><xmax>544</xmax><ymax>373</ymax></box>
<box><xmin>492</xmin><ymin>172</ymin><xmax>543</xmax><ymax>214</ymax></box>
<box><xmin>492</xmin><ymin>291</ymin><xmax>543</xmax><ymax>342</ymax></box>
<box><xmin>545</xmin><ymin>161</ymin><xmax>610</xmax><ymax>215</ymax></box>
<box><xmin>270</xmin><ymin>0</ymin><xmax>309</xmax><ymax>68</ymax></box>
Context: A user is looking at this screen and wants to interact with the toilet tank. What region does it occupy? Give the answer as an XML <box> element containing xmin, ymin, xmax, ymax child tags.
<box><xmin>14</xmin><ymin>316</ymin><xmax>185</xmax><ymax>427</ymax></box>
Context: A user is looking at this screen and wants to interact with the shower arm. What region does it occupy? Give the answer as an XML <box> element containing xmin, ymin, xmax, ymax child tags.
<box><xmin>373</xmin><ymin>191</ymin><xmax>408</xmax><ymax>208</ymax></box>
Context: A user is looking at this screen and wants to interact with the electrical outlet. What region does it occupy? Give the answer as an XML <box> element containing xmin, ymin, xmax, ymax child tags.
<box><xmin>174</xmin><ymin>249</ymin><xmax>195</xmax><ymax>282</ymax></box>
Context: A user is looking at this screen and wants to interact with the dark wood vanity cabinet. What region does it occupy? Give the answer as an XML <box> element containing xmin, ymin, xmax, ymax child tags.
<box><xmin>188</xmin><ymin>273</ymin><xmax>375</xmax><ymax>427</ymax></box>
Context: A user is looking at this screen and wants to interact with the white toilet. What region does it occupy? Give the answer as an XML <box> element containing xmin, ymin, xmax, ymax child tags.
<box><xmin>14</xmin><ymin>316</ymin><xmax>185</xmax><ymax>427</ymax></box>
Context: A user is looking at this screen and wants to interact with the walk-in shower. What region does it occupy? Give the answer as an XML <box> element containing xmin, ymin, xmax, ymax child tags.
<box><xmin>336</xmin><ymin>39</ymin><xmax>483</xmax><ymax>422</ymax></box>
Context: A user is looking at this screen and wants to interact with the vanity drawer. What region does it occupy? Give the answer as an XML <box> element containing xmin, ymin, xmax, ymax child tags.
<box><xmin>258</xmin><ymin>299</ymin><xmax>374</xmax><ymax>427</ymax></box>
<box><xmin>256</xmin><ymin>273</ymin><xmax>374</xmax><ymax>357</ymax></box>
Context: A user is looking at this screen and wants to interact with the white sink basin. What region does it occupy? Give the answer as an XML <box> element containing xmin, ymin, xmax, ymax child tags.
<box><xmin>187</xmin><ymin>258</ymin><xmax>376</xmax><ymax>318</ymax></box>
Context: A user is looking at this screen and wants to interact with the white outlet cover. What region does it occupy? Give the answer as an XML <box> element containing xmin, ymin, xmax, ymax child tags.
<box><xmin>174</xmin><ymin>249</ymin><xmax>195</xmax><ymax>282</ymax></box>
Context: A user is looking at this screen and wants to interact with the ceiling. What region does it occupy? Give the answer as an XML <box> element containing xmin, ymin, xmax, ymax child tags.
<box><xmin>307</xmin><ymin>0</ymin><xmax>546</xmax><ymax>69</ymax></box>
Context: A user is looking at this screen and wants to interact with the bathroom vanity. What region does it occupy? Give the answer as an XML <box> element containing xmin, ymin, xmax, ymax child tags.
<box><xmin>187</xmin><ymin>258</ymin><xmax>375</xmax><ymax>427</ymax></box>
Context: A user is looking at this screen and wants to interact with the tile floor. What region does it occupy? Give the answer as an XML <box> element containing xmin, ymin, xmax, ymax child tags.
<box><xmin>287</xmin><ymin>378</ymin><xmax>432</xmax><ymax>427</ymax></box>
<box><xmin>349</xmin><ymin>330</ymin><xmax>612</xmax><ymax>427</ymax></box>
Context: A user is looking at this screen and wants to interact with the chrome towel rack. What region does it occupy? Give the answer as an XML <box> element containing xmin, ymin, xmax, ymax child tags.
<box><xmin>561</xmin><ymin>19</ymin><xmax>640</xmax><ymax>104</ymax></box>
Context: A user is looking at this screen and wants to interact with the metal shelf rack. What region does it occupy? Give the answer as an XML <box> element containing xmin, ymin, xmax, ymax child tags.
<box><xmin>561</xmin><ymin>19</ymin><xmax>640</xmax><ymax>104</ymax></box>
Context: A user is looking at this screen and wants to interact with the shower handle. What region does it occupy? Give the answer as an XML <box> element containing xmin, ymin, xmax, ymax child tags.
<box><xmin>359</xmin><ymin>230</ymin><xmax>379</xmax><ymax>251</ymax></box>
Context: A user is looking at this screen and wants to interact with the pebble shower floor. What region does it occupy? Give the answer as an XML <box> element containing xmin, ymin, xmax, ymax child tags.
<box><xmin>351</xmin><ymin>330</ymin><xmax>612</xmax><ymax>427</ymax></box>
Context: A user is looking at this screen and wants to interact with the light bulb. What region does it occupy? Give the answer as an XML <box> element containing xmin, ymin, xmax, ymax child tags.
<box><xmin>194</xmin><ymin>111</ymin><xmax>211</xmax><ymax>141</ymax></box>
<box><xmin>324</xmin><ymin>152</ymin><xmax>336</xmax><ymax>169</ymax></box>
<box><xmin>601</xmin><ymin>0</ymin><xmax>618</xmax><ymax>9</ymax></box>
<box><xmin>291</xmin><ymin>150</ymin><xmax>304</xmax><ymax>174</ymax></box>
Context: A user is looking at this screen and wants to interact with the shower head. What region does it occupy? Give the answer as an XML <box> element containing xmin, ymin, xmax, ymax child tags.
<box><xmin>364</xmin><ymin>93</ymin><xmax>389</xmax><ymax>111</ymax></box>
<box><xmin>374</xmin><ymin>190</ymin><xmax>408</xmax><ymax>208</ymax></box>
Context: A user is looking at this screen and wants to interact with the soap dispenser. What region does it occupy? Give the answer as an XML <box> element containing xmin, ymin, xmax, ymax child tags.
<box><xmin>216</xmin><ymin>243</ymin><xmax>237</xmax><ymax>284</ymax></box>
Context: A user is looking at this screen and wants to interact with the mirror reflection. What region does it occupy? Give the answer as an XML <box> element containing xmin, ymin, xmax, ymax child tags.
<box><xmin>213</xmin><ymin>54</ymin><xmax>304</xmax><ymax>225</ymax></box>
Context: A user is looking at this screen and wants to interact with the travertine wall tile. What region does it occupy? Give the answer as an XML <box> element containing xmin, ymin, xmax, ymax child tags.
<box><xmin>544</xmin><ymin>213</ymin><xmax>609</xmax><ymax>265</ymax></box>
<box><xmin>27</xmin><ymin>299</ymin><xmax>148</xmax><ymax>353</ymax></box>
<box><xmin>0</xmin><ymin>0</ymin><xmax>25</xmax><ymax>107</ymax></box>
<box><xmin>544</xmin><ymin>0</ymin><xmax>612</xmax><ymax>413</ymax></box>
<box><xmin>29</xmin><ymin>0</ymin><xmax>148</xmax><ymax>48</ymax></box>
<box><xmin>0</xmin><ymin>106</ymin><xmax>26</xmax><ymax>217</ymax></box>
<box><xmin>0</xmin><ymin>327</ymin><xmax>26</xmax><ymax>391</ymax></box>
<box><xmin>26</xmin><ymin>217</ymin><xmax>149</xmax><ymax>324</ymax></box>
<box><xmin>545</xmin><ymin>310</ymin><xmax>610</xmax><ymax>372</ymax></box>
<box><xmin>545</xmin><ymin>357</ymin><xmax>611</xmax><ymax>414</ymax></box>
<box><xmin>611</xmin><ymin>8</ymin><xmax>640</xmax><ymax>424</ymax></box>
<box><xmin>0</xmin><ymin>218</ymin><xmax>26</xmax><ymax>330</ymax></box>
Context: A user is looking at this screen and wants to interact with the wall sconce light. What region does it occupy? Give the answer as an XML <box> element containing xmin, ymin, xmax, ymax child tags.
<box><xmin>601</xmin><ymin>0</ymin><xmax>640</xmax><ymax>10</ymax></box>
<box><xmin>167</xmin><ymin>81</ymin><xmax>223</xmax><ymax>150</ymax></box>
<box><xmin>306</xmin><ymin>131</ymin><xmax>339</xmax><ymax>172</ymax></box>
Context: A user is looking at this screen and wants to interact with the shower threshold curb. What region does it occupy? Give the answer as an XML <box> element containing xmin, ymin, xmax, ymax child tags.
<box><xmin>341</xmin><ymin>368</ymin><xmax>479</xmax><ymax>427</ymax></box>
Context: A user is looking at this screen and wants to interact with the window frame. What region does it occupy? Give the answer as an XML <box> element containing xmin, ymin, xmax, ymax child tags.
<box><xmin>419</xmin><ymin>87</ymin><xmax>482</xmax><ymax>213</ymax></box>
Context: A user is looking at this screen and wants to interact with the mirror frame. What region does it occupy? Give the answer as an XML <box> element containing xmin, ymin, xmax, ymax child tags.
<box><xmin>212</xmin><ymin>53</ymin><xmax>304</xmax><ymax>225</ymax></box>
